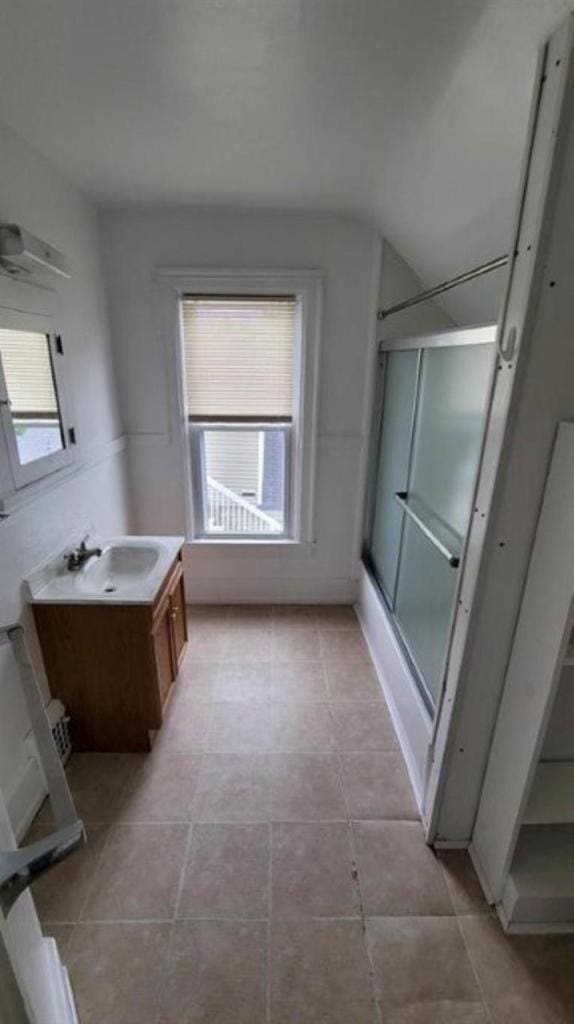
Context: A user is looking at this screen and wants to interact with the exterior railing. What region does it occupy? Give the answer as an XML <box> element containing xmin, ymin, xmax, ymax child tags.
<box><xmin>207</xmin><ymin>476</ymin><xmax>282</xmax><ymax>534</ymax></box>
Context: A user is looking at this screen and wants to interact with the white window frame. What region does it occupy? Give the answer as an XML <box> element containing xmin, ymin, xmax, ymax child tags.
<box><xmin>155</xmin><ymin>269</ymin><xmax>323</xmax><ymax>545</ymax></box>
<box><xmin>0</xmin><ymin>306</ymin><xmax>74</xmax><ymax>493</ymax></box>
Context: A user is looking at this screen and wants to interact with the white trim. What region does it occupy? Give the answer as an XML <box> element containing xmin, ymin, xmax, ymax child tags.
<box><xmin>154</xmin><ymin>268</ymin><xmax>323</xmax><ymax>546</ymax></box>
<box><xmin>189</xmin><ymin>538</ymin><xmax>301</xmax><ymax>549</ymax></box>
<box><xmin>356</xmin><ymin>563</ymin><xmax>430</xmax><ymax>815</ymax></box>
<box><xmin>25</xmin><ymin>937</ymin><xmax>78</xmax><ymax>1024</ymax></box>
<box><xmin>352</xmin><ymin>232</ymin><xmax>384</xmax><ymax>578</ymax></box>
<box><xmin>189</xmin><ymin>421</ymin><xmax>291</xmax><ymax>539</ymax></box>
<box><xmin>257</xmin><ymin>429</ymin><xmax>264</xmax><ymax>507</ymax></box>
<box><xmin>0</xmin><ymin>310</ymin><xmax>76</xmax><ymax>496</ymax></box>
<box><xmin>432</xmin><ymin>839</ymin><xmax>470</xmax><ymax>850</ymax></box>
<box><xmin>380</xmin><ymin>323</ymin><xmax>497</xmax><ymax>353</ymax></box>
<box><xmin>0</xmin><ymin>327</ymin><xmax>74</xmax><ymax>490</ymax></box>
<box><xmin>424</xmin><ymin>19</ymin><xmax>574</xmax><ymax>842</ymax></box>
<box><xmin>472</xmin><ymin>423</ymin><xmax>574</xmax><ymax>901</ymax></box>
<box><xmin>468</xmin><ymin>841</ymin><xmax>496</xmax><ymax>905</ymax></box>
<box><xmin>497</xmin><ymin>916</ymin><xmax>574</xmax><ymax>935</ymax></box>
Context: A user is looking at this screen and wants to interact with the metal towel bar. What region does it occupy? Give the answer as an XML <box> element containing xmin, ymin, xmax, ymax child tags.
<box><xmin>393</xmin><ymin>492</ymin><xmax>460</xmax><ymax>568</ymax></box>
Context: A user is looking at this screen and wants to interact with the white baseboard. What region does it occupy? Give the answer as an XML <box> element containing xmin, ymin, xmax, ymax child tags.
<box><xmin>5</xmin><ymin>756</ymin><xmax>47</xmax><ymax>841</ymax></box>
<box><xmin>432</xmin><ymin>839</ymin><xmax>470</xmax><ymax>850</ymax></box>
<box><xmin>499</xmin><ymin>915</ymin><xmax>574</xmax><ymax>934</ymax></box>
<box><xmin>43</xmin><ymin>938</ymin><xmax>78</xmax><ymax>1024</ymax></box>
<box><xmin>469</xmin><ymin>841</ymin><xmax>496</xmax><ymax>905</ymax></box>
<box><xmin>24</xmin><ymin>937</ymin><xmax>78</xmax><ymax>1024</ymax></box>
<box><xmin>185</xmin><ymin>574</ymin><xmax>358</xmax><ymax>604</ymax></box>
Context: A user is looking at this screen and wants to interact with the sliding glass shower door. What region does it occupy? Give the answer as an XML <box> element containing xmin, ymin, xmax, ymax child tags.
<box><xmin>367</xmin><ymin>326</ymin><xmax>496</xmax><ymax>710</ymax></box>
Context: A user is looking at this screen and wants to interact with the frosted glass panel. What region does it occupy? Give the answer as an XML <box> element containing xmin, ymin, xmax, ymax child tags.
<box><xmin>394</xmin><ymin>518</ymin><xmax>458</xmax><ymax>704</ymax></box>
<box><xmin>370</xmin><ymin>350</ymin><xmax>418</xmax><ymax>600</ymax></box>
<box><xmin>393</xmin><ymin>341</ymin><xmax>494</xmax><ymax>706</ymax></box>
<box><xmin>408</xmin><ymin>343</ymin><xmax>493</xmax><ymax>536</ymax></box>
<box><xmin>367</xmin><ymin>334</ymin><xmax>495</xmax><ymax>711</ymax></box>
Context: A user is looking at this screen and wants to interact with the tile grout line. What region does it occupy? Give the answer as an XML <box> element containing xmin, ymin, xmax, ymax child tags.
<box><xmin>266</xmin><ymin>820</ymin><xmax>273</xmax><ymax>1024</ymax></box>
<box><xmin>455</xmin><ymin>913</ymin><xmax>498</xmax><ymax>1024</ymax></box>
<box><xmin>56</xmin><ymin>912</ymin><xmax>427</xmax><ymax>926</ymax></box>
<box><xmin>334</xmin><ymin>746</ymin><xmax>384</xmax><ymax>1024</ymax></box>
<box><xmin>74</xmin><ymin>819</ymin><xmax>116</xmax><ymax>926</ymax></box>
<box><xmin>153</xmin><ymin>772</ymin><xmax>201</xmax><ymax>1024</ymax></box>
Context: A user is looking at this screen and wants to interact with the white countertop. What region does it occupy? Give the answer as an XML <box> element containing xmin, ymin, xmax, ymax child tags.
<box><xmin>27</xmin><ymin>535</ymin><xmax>185</xmax><ymax>605</ymax></box>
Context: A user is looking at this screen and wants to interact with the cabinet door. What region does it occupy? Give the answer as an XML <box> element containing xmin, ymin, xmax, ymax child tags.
<box><xmin>153</xmin><ymin>604</ymin><xmax>175</xmax><ymax>709</ymax></box>
<box><xmin>169</xmin><ymin>572</ymin><xmax>188</xmax><ymax>670</ymax></box>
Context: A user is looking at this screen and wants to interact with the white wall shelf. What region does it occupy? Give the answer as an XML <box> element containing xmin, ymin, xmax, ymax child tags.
<box><xmin>524</xmin><ymin>763</ymin><xmax>574</xmax><ymax>824</ymax></box>
<box><xmin>502</xmin><ymin>826</ymin><xmax>574</xmax><ymax>928</ymax></box>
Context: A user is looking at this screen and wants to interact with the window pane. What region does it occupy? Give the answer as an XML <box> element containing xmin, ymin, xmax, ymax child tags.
<box><xmin>202</xmin><ymin>428</ymin><xmax>286</xmax><ymax>535</ymax></box>
<box><xmin>182</xmin><ymin>297</ymin><xmax>295</xmax><ymax>418</ymax></box>
<box><xmin>0</xmin><ymin>329</ymin><xmax>64</xmax><ymax>466</ymax></box>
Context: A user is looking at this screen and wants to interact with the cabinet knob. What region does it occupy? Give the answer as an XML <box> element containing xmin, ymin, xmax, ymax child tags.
<box><xmin>170</xmin><ymin>606</ymin><xmax>178</xmax><ymax>621</ymax></box>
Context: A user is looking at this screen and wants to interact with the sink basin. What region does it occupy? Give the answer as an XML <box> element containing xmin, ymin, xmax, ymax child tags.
<box><xmin>75</xmin><ymin>544</ymin><xmax>160</xmax><ymax>595</ymax></box>
<box><xmin>26</xmin><ymin>534</ymin><xmax>185</xmax><ymax>605</ymax></box>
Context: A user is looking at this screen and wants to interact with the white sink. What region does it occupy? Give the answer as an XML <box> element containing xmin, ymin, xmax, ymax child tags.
<box><xmin>75</xmin><ymin>543</ymin><xmax>160</xmax><ymax>596</ymax></box>
<box><xmin>26</xmin><ymin>534</ymin><xmax>185</xmax><ymax>605</ymax></box>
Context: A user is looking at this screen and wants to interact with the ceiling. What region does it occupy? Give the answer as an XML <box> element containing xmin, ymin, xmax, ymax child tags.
<box><xmin>0</xmin><ymin>0</ymin><xmax>570</xmax><ymax>321</ymax></box>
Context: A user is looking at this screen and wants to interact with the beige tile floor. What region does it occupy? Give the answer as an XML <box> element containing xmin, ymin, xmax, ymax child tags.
<box><xmin>29</xmin><ymin>604</ymin><xmax>574</xmax><ymax>1024</ymax></box>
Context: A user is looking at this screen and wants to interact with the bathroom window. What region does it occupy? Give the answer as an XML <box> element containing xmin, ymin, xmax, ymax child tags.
<box><xmin>183</xmin><ymin>296</ymin><xmax>296</xmax><ymax>538</ymax></box>
<box><xmin>158</xmin><ymin>268</ymin><xmax>321</xmax><ymax>544</ymax></box>
<box><xmin>0</xmin><ymin>323</ymin><xmax>74</xmax><ymax>490</ymax></box>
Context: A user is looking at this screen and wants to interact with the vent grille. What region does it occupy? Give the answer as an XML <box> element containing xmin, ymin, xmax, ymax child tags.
<box><xmin>44</xmin><ymin>698</ymin><xmax>72</xmax><ymax>764</ymax></box>
<box><xmin>51</xmin><ymin>712</ymin><xmax>72</xmax><ymax>765</ymax></box>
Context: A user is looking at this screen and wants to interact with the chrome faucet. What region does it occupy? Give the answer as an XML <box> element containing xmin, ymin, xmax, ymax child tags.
<box><xmin>66</xmin><ymin>539</ymin><xmax>102</xmax><ymax>572</ymax></box>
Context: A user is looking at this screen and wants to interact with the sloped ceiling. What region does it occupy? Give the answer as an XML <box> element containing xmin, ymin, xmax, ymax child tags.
<box><xmin>0</xmin><ymin>0</ymin><xmax>570</xmax><ymax>320</ymax></box>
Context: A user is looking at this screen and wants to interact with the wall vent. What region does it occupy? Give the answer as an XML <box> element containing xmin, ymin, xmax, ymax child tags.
<box><xmin>24</xmin><ymin>698</ymin><xmax>72</xmax><ymax>768</ymax></box>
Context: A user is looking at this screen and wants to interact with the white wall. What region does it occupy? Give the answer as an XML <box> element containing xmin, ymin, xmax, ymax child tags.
<box><xmin>378</xmin><ymin>242</ymin><xmax>454</xmax><ymax>337</ymax></box>
<box><xmin>0</xmin><ymin>122</ymin><xmax>131</xmax><ymax>834</ymax></box>
<box><xmin>104</xmin><ymin>208</ymin><xmax>380</xmax><ymax>602</ymax></box>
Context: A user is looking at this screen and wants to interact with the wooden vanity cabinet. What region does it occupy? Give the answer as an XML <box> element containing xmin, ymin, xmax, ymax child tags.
<box><xmin>33</xmin><ymin>552</ymin><xmax>188</xmax><ymax>752</ymax></box>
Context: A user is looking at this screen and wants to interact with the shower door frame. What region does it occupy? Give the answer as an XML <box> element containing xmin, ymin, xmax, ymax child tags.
<box><xmin>363</xmin><ymin>324</ymin><xmax>497</xmax><ymax>715</ymax></box>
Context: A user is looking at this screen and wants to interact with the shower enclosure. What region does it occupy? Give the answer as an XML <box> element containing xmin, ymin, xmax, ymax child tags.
<box><xmin>365</xmin><ymin>325</ymin><xmax>496</xmax><ymax>711</ymax></box>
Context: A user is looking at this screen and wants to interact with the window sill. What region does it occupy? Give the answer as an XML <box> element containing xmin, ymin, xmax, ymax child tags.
<box><xmin>187</xmin><ymin>537</ymin><xmax>306</xmax><ymax>549</ymax></box>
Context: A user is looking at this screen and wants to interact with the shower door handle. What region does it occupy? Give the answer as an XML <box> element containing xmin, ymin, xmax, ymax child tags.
<box><xmin>394</xmin><ymin>492</ymin><xmax>460</xmax><ymax>568</ymax></box>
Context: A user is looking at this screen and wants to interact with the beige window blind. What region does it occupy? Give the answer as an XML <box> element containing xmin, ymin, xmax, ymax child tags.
<box><xmin>0</xmin><ymin>329</ymin><xmax>59</xmax><ymax>416</ymax></box>
<box><xmin>181</xmin><ymin>296</ymin><xmax>295</xmax><ymax>420</ymax></box>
